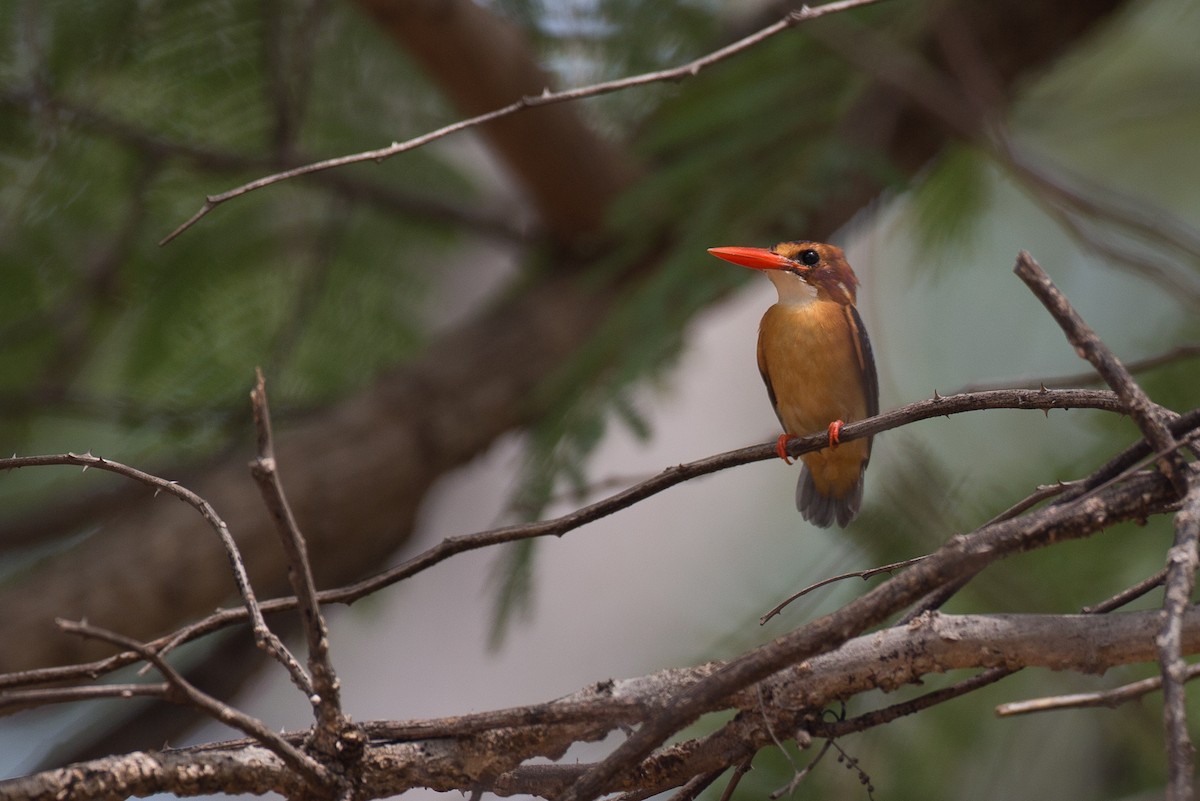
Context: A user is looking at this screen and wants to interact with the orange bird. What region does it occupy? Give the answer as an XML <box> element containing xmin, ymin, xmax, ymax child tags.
<box><xmin>708</xmin><ymin>241</ymin><xmax>878</xmax><ymax>527</ymax></box>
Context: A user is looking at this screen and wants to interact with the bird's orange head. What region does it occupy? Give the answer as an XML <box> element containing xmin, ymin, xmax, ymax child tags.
<box><xmin>707</xmin><ymin>240</ymin><xmax>858</xmax><ymax>306</ymax></box>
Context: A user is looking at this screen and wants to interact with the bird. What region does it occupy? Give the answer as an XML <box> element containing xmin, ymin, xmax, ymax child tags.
<box><xmin>707</xmin><ymin>241</ymin><xmax>878</xmax><ymax>527</ymax></box>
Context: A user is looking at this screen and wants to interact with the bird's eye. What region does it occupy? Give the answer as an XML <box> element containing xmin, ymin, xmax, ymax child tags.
<box><xmin>799</xmin><ymin>249</ymin><xmax>820</xmax><ymax>266</ymax></box>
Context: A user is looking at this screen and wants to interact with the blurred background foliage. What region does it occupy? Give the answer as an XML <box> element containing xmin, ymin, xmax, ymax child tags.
<box><xmin>2</xmin><ymin>0</ymin><xmax>1200</xmax><ymax>799</ymax></box>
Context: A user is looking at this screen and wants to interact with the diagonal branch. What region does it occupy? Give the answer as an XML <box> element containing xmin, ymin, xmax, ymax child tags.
<box><xmin>1014</xmin><ymin>251</ymin><xmax>1187</xmax><ymax>495</ymax></box>
<box><xmin>997</xmin><ymin>662</ymin><xmax>1200</xmax><ymax>718</ymax></box>
<box><xmin>159</xmin><ymin>0</ymin><xmax>883</xmax><ymax>245</ymax></box>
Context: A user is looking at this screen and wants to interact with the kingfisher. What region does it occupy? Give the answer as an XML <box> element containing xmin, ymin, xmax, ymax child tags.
<box><xmin>708</xmin><ymin>241</ymin><xmax>878</xmax><ymax>528</ymax></box>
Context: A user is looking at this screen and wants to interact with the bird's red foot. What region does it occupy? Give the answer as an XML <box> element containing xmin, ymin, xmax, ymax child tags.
<box><xmin>775</xmin><ymin>434</ymin><xmax>794</xmax><ymax>465</ymax></box>
<box><xmin>827</xmin><ymin>420</ymin><xmax>845</xmax><ymax>449</ymax></box>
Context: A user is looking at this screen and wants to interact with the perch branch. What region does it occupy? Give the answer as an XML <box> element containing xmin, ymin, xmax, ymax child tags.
<box><xmin>3</xmin><ymin>387</ymin><xmax>1189</xmax><ymax>695</ymax></box>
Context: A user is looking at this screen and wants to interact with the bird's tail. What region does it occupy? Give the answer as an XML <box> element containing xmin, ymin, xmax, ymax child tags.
<box><xmin>796</xmin><ymin>464</ymin><xmax>864</xmax><ymax>528</ymax></box>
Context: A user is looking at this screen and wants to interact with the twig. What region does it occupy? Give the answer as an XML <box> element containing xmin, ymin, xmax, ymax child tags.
<box><xmin>0</xmin><ymin>682</ymin><xmax>170</xmax><ymax>713</ymax></box>
<box><xmin>956</xmin><ymin>343</ymin><xmax>1200</xmax><ymax>394</ymax></box>
<box><xmin>760</xmin><ymin>556</ymin><xmax>929</xmax><ymax>625</ymax></box>
<box><xmin>996</xmin><ymin>663</ymin><xmax>1200</xmax><ymax>718</ymax></box>
<box><xmin>981</xmin><ymin>480</ymin><xmax>1076</xmax><ymax>526</ymax></box>
<box><xmin>756</xmin><ymin>684</ymin><xmax>801</xmax><ymax>777</ymax></box>
<box><xmin>56</xmin><ymin>619</ymin><xmax>332</xmax><ymax>791</ymax></box>
<box><xmin>0</xmin><ymin>86</ymin><xmax>530</xmax><ymax>246</ymax></box>
<box><xmin>1081</xmin><ymin>569</ymin><xmax>1167</xmax><ymax>615</ymax></box>
<box><xmin>1013</xmin><ymin>251</ymin><xmax>1186</xmax><ymax>496</ymax></box>
<box><xmin>715</xmin><ymin>760</ymin><xmax>753</xmax><ymax>801</ymax></box>
<box><xmin>769</xmin><ymin>740</ymin><xmax>836</xmax><ymax>800</ymax></box>
<box><xmin>0</xmin><ymin>451</ymin><xmax>282</xmax><ymax>668</ymax></box>
<box><xmin>158</xmin><ymin>0</ymin><xmax>884</xmax><ymax>245</ymax></box>
<box><xmin>815</xmin><ymin>666</ymin><xmax>1014</xmax><ymax>740</ymax></box>
<box><xmin>248</xmin><ymin>370</ymin><xmax>349</xmax><ymax>747</ymax></box>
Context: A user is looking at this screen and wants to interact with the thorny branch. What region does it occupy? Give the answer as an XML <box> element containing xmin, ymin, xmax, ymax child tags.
<box><xmin>248</xmin><ymin>370</ymin><xmax>352</xmax><ymax>752</ymax></box>
<box><xmin>0</xmin><ymin>386</ymin><xmax>1146</xmax><ymax>694</ymax></box>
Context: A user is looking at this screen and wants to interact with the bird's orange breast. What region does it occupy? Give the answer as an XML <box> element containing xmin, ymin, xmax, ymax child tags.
<box><xmin>757</xmin><ymin>299</ymin><xmax>871</xmax><ymax>498</ymax></box>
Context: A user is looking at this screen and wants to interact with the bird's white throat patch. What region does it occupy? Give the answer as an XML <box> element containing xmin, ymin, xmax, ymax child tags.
<box><xmin>765</xmin><ymin>270</ymin><xmax>818</xmax><ymax>306</ymax></box>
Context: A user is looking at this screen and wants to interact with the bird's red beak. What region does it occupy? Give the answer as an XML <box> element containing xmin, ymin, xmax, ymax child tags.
<box><xmin>707</xmin><ymin>246</ymin><xmax>795</xmax><ymax>272</ymax></box>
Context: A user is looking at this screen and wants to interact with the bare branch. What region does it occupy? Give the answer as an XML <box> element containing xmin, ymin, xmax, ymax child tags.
<box><xmin>1081</xmin><ymin>569</ymin><xmax>1168</xmax><ymax>615</ymax></box>
<box><xmin>248</xmin><ymin>370</ymin><xmax>347</xmax><ymax>745</ymax></box>
<box><xmin>1014</xmin><ymin>251</ymin><xmax>1187</xmax><ymax>495</ymax></box>
<box><xmin>0</xmin><ymin>682</ymin><xmax>170</xmax><ymax>714</ymax></box>
<box><xmin>997</xmin><ymin>662</ymin><xmax>1200</xmax><ymax>718</ymax></box>
<box><xmin>0</xmin><ymin>87</ymin><xmax>529</xmax><ymax>245</ymax></box>
<box><xmin>957</xmin><ymin>343</ymin><xmax>1200</xmax><ymax>394</ymax></box>
<box><xmin>158</xmin><ymin>0</ymin><xmax>884</xmax><ymax>245</ymax></box>
<box><xmin>557</xmin><ymin>465</ymin><xmax>1179</xmax><ymax>801</ymax></box>
<box><xmin>759</xmin><ymin>556</ymin><xmax>929</xmax><ymax>625</ymax></box>
<box><xmin>12</xmin><ymin>607</ymin><xmax>1197</xmax><ymax>801</ymax></box>
<box><xmin>55</xmin><ymin>619</ymin><xmax>332</xmax><ymax>791</ymax></box>
<box><xmin>0</xmin><ymin>451</ymin><xmax>280</xmax><ymax>666</ymax></box>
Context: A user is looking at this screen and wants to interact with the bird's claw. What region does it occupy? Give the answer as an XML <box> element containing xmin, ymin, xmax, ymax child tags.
<box><xmin>775</xmin><ymin>434</ymin><xmax>794</xmax><ymax>465</ymax></box>
<box><xmin>827</xmin><ymin>420</ymin><xmax>844</xmax><ymax>449</ymax></box>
